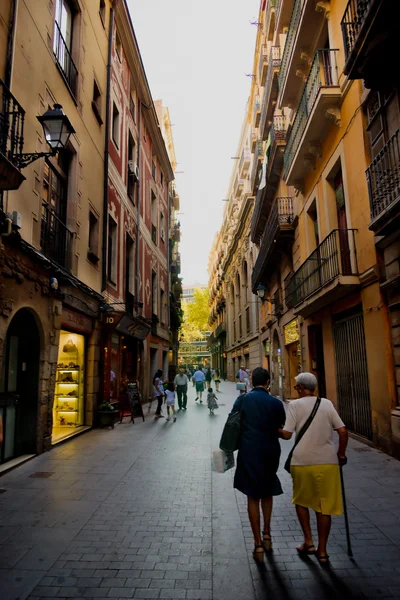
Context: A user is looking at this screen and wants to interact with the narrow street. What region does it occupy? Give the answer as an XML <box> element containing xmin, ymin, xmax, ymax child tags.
<box><xmin>0</xmin><ymin>382</ymin><xmax>399</xmax><ymax>600</ymax></box>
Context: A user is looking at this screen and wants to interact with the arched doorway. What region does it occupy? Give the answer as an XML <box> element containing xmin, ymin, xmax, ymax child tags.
<box><xmin>271</xmin><ymin>330</ymin><xmax>282</xmax><ymax>398</ymax></box>
<box><xmin>0</xmin><ymin>309</ymin><xmax>40</xmax><ymax>463</ymax></box>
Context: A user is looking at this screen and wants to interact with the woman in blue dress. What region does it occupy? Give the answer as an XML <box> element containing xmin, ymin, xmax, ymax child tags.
<box><xmin>230</xmin><ymin>367</ymin><xmax>285</xmax><ymax>561</ymax></box>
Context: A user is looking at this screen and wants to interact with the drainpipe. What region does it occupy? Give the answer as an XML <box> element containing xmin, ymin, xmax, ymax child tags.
<box><xmin>5</xmin><ymin>0</ymin><xmax>18</xmax><ymax>89</ymax></box>
<box><xmin>102</xmin><ymin>8</ymin><xmax>114</xmax><ymax>292</ymax></box>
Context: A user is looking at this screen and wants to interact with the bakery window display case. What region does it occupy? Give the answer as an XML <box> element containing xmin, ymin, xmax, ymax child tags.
<box><xmin>52</xmin><ymin>331</ymin><xmax>85</xmax><ymax>441</ymax></box>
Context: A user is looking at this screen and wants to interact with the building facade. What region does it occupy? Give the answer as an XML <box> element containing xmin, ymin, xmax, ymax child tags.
<box><xmin>246</xmin><ymin>0</ymin><xmax>398</xmax><ymax>456</ymax></box>
<box><xmin>0</xmin><ymin>0</ymin><xmax>110</xmax><ymax>462</ymax></box>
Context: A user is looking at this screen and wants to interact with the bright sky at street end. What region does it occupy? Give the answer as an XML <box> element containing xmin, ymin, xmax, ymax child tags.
<box><xmin>127</xmin><ymin>0</ymin><xmax>259</xmax><ymax>285</ymax></box>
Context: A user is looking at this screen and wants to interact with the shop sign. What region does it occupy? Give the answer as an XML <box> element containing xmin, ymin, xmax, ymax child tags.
<box><xmin>237</xmin><ymin>347</ymin><xmax>243</xmax><ymax>356</ymax></box>
<box><xmin>284</xmin><ymin>319</ymin><xmax>300</xmax><ymax>345</ymax></box>
<box><xmin>243</xmin><ymin>345</ymin><xmax>250</xmax><ymax>355</ymax></box>
<box><xmin>231</xmin><ymin>350</ymin><xmax>237</xmax><ymax>358</ymax></box>
<box><xmin>115</xmin><ymin>315</ymin><xmax>151</xmax><ymax>340</ymax></box>
<box><xmin>62</xmin><ymin>308</ymin><xmax>93</xmax><ymax>334</ymax></box>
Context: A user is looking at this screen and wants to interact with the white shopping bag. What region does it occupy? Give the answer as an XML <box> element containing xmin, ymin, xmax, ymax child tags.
<box><xmin>212</xmin><ymin>449</ymin><xmax>235</xmax><ymax>473</ymax></box>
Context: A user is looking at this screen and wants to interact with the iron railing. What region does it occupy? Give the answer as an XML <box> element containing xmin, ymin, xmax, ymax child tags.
<box><xmin>40</xmin><ymin>203</ymin><xmax>74</xmax><ymax>270</ymax></box>
<box><xmin>0</xmin><ymin>79</ymin><xmax>25</xmax><ymax>167</ymax></box>
<box><xmin>53</xmin><ymin>21</ymin><xmax>78</xmax><ymax>95</ymax></box>
<box><xmin>252</xmin><ymin>198</ymin><xmax>294</xmax><ymax>287</ymax></box>
<box><xmin>260</xmin><ymin>47</ymin><xmax>282</xmax><ymax>138</ymax></box>
<box><xmin>278</xmin><ymin>0</ymin><xmax>303</xmax><ymax>92</ymax></box>
<box><xmin>284</xmin><ymin>271</ymin><xmax>294</xmax><ymax>309</ymax></box>
<box><xmin>259</xmin><ymin>44</ymin><xmax>269</xmax><ymax>84</ymax></box>
<box><xmin>270</xmin><ymin>114</ymin><xmax>288</xmax><ymax>146</ymax></box>
<box><xmin>290</xmin><ymin>229</ymin><xmax>358</xmax><ymax>306</ymax></box>
<box><xmin>366</xmin><ymin>127</ymin><xmax>400</xmax><ymax>223</ymax></box>
<box><xmin>341</xmin><ymin>0</ymin><xmax>373</xmax><ymax>60</ymax></box>
<box><xmin>283</xmin><ymin>49</ymin><xmax>339</xmax><ymax>178</ymax></box>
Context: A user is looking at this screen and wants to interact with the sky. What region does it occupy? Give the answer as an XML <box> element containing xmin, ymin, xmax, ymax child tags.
<box><xmin>127</xmin><ymin>0</ymin><xmax>260</xmax><ymax>285</ymax></box>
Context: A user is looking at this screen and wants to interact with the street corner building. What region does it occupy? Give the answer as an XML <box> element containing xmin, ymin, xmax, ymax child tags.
<box><xmin>0</xmin><ymin>0</ymin><xmax>181</xmax><ymax>467</ymax></box>
<box><xmin>208</xmin><ymin>0</ymin><xmax>400</xmax><ymax>458</ymax></box>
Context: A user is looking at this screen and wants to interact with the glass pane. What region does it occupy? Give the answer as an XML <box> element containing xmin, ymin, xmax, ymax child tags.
<box><xmin>3</xmin><ymin>405</ymin><xmax>16</xmax><ymax>460</ymax></box>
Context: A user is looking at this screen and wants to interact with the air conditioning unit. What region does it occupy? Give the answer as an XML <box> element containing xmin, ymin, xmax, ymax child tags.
<box><xmin>128</xmin><ymin>161</ymin><xmax>139</xmax><ymax>180</ymax></box>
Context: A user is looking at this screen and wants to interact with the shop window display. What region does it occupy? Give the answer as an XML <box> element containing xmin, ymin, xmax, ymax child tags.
<box><xmin>53</xmin><ymin>331</ymin><xmax>85</xmax><ymax>441</ymax></box>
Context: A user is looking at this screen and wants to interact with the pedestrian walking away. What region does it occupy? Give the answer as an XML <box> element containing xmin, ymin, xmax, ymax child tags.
<box><xmin>207</xmin><ymin>386</ymin><xmax>219</xmax><ymax>415</ymax></box>
<box><xmin>174</xmin><ymin>367</ymin><xmax>188</xmax><ymax>410</ymax></box>
<box><xmin>164</xmin><ymin>382</ymin><xmax>177</xmax><ymax>422</ymax></box>
<box><xmin>153</xmin><ymin>369</ymin><xmax>165</xmax><ymax>419</ymax></box>
<box><xmin>213</xmin><ymin>367</ymin><xmax>221</xmax><ymax>392</ymax></box>
<box><xmin>193</xmin><ymin>366</ymin><xmax>206</xmax><ymax>402</ymax></box>
<box><xmin>205</xmin><ymin>366</ymin><xmax>212</xmax><ymax>388</ymax></box>
<box><xmin>236</xmin><ymin>365</ymin><xmax>248</xmax><ymax>394</ymax></box>
<box><xmin>229</xmin><ymin>367</ymin><xmax>286</xmax><ymax>562</ymax></box>
<box><xmin>279</xmin><ymin>372</ymin><xmax>348</xmax><ymax>565</ymax></box>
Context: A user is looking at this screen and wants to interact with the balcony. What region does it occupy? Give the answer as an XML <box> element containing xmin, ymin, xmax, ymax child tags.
<box><xmin>250</xmin><ymin>140</ymin><xmax>263</xmax><ymax>194</ymax></box>
<box><xmin>172</xmin><ymin>191</ymin><xmax>180</xmax><ymax>211</ymax></box>
<box><xmin>251</xmin><ymin>115</ymin><xmax>288</xmax><ymax>242</ymax></box>
<box><xmin>253</xmin><ymin>95</ymin><xmax>261</xmax><ymax>128</ymax></box>
<box><xmin>40</xmin><ymin>203</ymin><xmax>74</xmax><ymax>271</ymax></box>
<box><xmin>0</xmin><ymin>80</ymin><xmax>26</xmax><ymax>191</ymax></box>
<box><xmin>259</xmin><ymin>45</ymin><xmax>269</xmax><ymax>86</ymax></box>
<box><xmin>265</xmin><ymin>0</ymin><xmax>278</xmax><ymax>41</ymax></box>
<box><xmin>367</xmin><ymin>127</ymin><xmax>400</xmax><ymax>238</ymax></box>
<box><xmin>251</xmin><ymin>128</ymin><xmax>257</xmax><ymax>152</ymax></box>
<box><xmin>275</xmin><ymin>0</ymin><xmax>295</xmax><ymax>38</ymax></box>
<box><xmin>260</xmin><ymin>46</ymin><xmax>281</xmax><ymax>141</ymax></box>
<box><xmin>215</xmin><ymin>322</ymin><xmax>227</xmax><ymax>338</ymax></box>
<box><xmin>251</xmin><ymin>198</ymin><xmax>295</xmax><ymax>291</ymax></box>
<box><xmin>341</xmin><ymin>0</ymin><xmax>398</xmax><ymax>87</ymax></box>
<box><xmin>278</xmin><ymin>0</ymin><xmax>330</xmax><ymax>109</ymax></box>
<box><xmin>54</xmin><ymin>22</ymin><xmax>78</xmax><ymax>97</ymax></box>
<box><xmin>283</xmin><ymin>49</ymin><xmax>341</xmax><ymax>187</ymax></box>
<box><xmin>234</xmin><ymin>173</ymin><xmax>245</xmax><ymax>198</ymax></box>
<box><xmin>289</xmin><ymin>229</ymin><xmax>359</xmax><ymax>318</ymax></box>
<box><xmin>239</xmin><ymin>147</ymin><xmax>252</xmax><ymax>176</ymax></box>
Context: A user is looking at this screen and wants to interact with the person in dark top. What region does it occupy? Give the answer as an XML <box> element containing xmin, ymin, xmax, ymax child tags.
<box><xmin>205</xmin><ymin>367</ymin><xmax>212</xmax><ymax>387</ymax></box>
<box><xmin>230</xmin><ymin>367</ymin><xmax>285</xmax><ymax>561</ymax></box>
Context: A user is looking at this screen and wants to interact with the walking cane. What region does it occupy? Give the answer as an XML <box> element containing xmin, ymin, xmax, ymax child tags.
<box><xmin>340</xmin><ymin>466</ymin><xmax>353</xmax><ymax>557</ymax></box>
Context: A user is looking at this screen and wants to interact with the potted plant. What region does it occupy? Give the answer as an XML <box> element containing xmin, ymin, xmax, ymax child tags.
<box><xmin>98</xmin><ymin>401</ymin><xmax>118</xmax><ymax>429</ymax></box>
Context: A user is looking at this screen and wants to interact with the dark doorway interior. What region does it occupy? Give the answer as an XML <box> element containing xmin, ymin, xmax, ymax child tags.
<box><xmin>308</xmin><ymin>324</ymin><xmax>327</xmax><ymax>398</ymax></box>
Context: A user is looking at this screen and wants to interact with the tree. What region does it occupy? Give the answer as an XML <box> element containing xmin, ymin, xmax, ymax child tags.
<box><xmin>184</xmin><ymin>288</ymin><xmax>209</xmax><ymax>332</ymax></box>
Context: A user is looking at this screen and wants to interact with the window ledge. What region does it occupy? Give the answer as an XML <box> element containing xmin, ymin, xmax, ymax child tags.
<box><xmin>87</xmin><ymin>250</ymin><xmax>100</xmax><ymax>265</ymax></box>
<box><xmin>92</xmin><ymin>101</ymin><xmax>103</xmax><ymax>125</ymax></box>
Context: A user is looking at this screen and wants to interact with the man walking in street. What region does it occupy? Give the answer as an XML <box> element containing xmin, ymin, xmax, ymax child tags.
<box><xmin>174</xmin><ymin>367</ymin><xmax>189</xmax><ymax>410</ymax></box>
<box><xmin>193</xmin><ymin>366</ymin><xmax>206</xmax><ymax>402</ymax></box>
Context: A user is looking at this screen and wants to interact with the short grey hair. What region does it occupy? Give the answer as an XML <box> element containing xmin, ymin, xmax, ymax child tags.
<box><xmin>295</xmin><ymin>372</ymin><xmax>317</xmax><ymax>392</ymax></box>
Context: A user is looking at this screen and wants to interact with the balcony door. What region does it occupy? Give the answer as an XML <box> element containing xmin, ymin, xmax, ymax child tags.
<box><xmin>334</xmin><ymin>170</ymin><xmax>352</xmax><ymax>275</ymax></box>
<box><xmin>41</xmin><ymin>156</ymin><xmax>70</xmax><ymax>268</ymax></box>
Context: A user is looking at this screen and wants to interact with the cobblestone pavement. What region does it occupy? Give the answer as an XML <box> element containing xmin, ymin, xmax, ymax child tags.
<box><xmin>1</xmin><ymin>382</ymin><xmax>400</xmax><ymax>600</ymax></box>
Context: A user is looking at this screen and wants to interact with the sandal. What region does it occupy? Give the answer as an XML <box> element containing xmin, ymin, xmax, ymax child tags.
<box><xmin>316</xmin><ymin>552</ymin><xmax>330</xmax><ymax>565</ymax></box>
<box><xmin>297</xmin><ymin>544</ymin><xmax>317</xmax><ymax>556</ymax></box>
<box><xmin>262</xmin><ymin>531</ymin><xmax>272</xmax><ymax>552</ymax></box>
<box><xmin>253</xmin><ymin>545</ymin><xmax>264</xmax><ymax>562</ymax></box>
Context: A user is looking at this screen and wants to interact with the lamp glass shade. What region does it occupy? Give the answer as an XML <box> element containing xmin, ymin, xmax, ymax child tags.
<box><xmin>256</xmin><ymin>284</ymin><xmax>266</xmax><ymax>299</ymax></box>
<box><xmin>38</xmin><ymin>104</ymin><xmax>75</xmax><ymax>151</ymax></box>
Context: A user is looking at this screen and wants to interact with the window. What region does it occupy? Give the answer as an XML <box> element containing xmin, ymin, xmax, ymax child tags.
<box><xmin>107</xmin><ymin>216</ymin><xmax>117</xmax><ymax>284</ymax></box>
<box><xmin>246</xmin><ymin>306</ymin><xmax>251</xmax><ymax>334</ymax></box>
<box><xmin>112</xmin><ymin>102</ymin><xmax>120</xmax><ymax>147</ymax></box>
<box><xmin>151</xmin><ymin>270</ymin><xmax>157</xmax><ymax>315</ymax></box>
<box><xmin>160</xmin><ymin>213</ymin><xmax>165</xmax><ymax>242</ymax></box>
<box><xmin>115</xmin><ymin>30</ymin><xmax>122</xmax><ymax>62</ymax></box>
<box><xmin>92</xmin><ymin>80</ymin><xmax>103</xmax><ymax>125</ymax></box>
<box><xmin>125</xmin><ymin>234</ymin><xmax>135</xmax><ymax>312</ymax></box>
<box><xmin>239</xmin><ymin>315</ymin><xmax>242</xmax><ymax>338</ymax></box>
<box><xmin>366</xmin><ymin>90</ymin><xmax>400</xmax><ymax>160</ymax></box>
<box><xmin>160</xmin><ymin>288</ymin><xmax>165</xmax><ymax>324</ymax></box>
<box><xmin>54</xmin><ymin>0</ymin><xmax>78</xmax><ymax>95</ymax></box>
<box><xmin>307</xmin><ymin>200</ymin><xmax>319</xmax><ymax>249</ymax></box>
<box><xmin>152</xmin><ymin>159</ymin><xmax>156</xmax><ymax>180</ymax></box>
<box><xmin>99</xmin><ymin>0</ymin><xmax>106</xmax><ymax>26</ymax></box>
<box><xmin>151</xmin><ymin>190</ymin><xmax>157</xmax><ymax>244</ymax></box>
<box><xmin>127</xmin><ymin>132</ymin><xmax>136</xmax><ymax>200</ymax></box>
<box><xmin>130</xmin><ymin>96</ymin><xmax>136</xmax><ymax>123</ymax></box>
<box><xmin>160</xmin><ymin>171</ymin><xmax>164</xmax><ymax>187</ymax></box>
<box><xmin>88</xmin><ymin>211</ymin><xmax>99</xmax><ymax>264</ymax></box>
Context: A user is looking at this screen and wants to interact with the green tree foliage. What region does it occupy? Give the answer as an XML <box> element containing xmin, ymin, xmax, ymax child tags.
<box><xmin>179</xmin><ymin>288</ymin><xmax>209</xmax><ymax>343</ymax></box>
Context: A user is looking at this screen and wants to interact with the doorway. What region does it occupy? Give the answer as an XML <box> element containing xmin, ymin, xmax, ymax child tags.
<box><xmin>0</xmin><ymin>309</ymin><xmax>40</xmax><ymax>463</ymax></box>
<box><xmin>308</xmin><ymin>324</ymin><xmax>327</xmax><ymax>398</ymax></box>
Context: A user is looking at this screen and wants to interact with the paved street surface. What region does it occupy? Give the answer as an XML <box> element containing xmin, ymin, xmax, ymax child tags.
<box><xmin>1</xmin><ymin>382</ymin><xmax>400</xmax><ymax>600</ymax></box>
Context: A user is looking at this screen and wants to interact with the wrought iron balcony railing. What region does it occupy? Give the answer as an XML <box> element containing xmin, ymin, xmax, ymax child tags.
<box><xmin>40</xmin><ymin>203</ymin><xmax>74</xmax><ymax>271</ymax></box>
<box><xmin>270</xmin><ymin>114</ymin><xmax>288</xmax><ymax>146</ymax></box>
<box><xmin>251</xmin><ymin>198</ymin><xmax>294</xmax><ymax>289</ymax></box>
<box><xmin>215</xmin><ymin>322</ymin><xmax>227</xmax><ymax>337</ymax></box>
<box><xmin>341</xmin><ymin>0</ymin><xmax>373</xmax><ymax>61</ymax></box>
<box><xmin>283</xmin><ymin>49</ymin><xmax>339</xmax><ymax>179</ymax></box>
<box><xmin>54</xmin><ymin>22</ymin><xmax>78</xmax><ymax>96</ymax></box>
<box><xmin>0</xmin><ymin>79</ymin><xmax>25</xmax><ymax>168</ymax></box>
<box><xmin>366</xmin><ymin>127</ymin><xmax>400</xmax><ymax>227</ymax></box>
<box><xmin>284</xmin><ymin>271</ymin><xmax>294</xmax><ymax>309</ymax></box>
<box><xmin>290</xmin><ymin>229</ymin><xmax>358</xmax><ymax>307</ymax></box>
<box><xmin>278</xmin><ymin>0</ymin><xmax>303</xmax><ymax>92</ymax></box>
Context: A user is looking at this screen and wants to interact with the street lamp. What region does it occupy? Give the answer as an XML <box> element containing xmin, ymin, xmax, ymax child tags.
<box><xmin>256</xmin><ymin>284</ymin><xmax>266</xmax><ymax>299</ymax></box>
<box><xmin>17</xmin><ymin>104</ymin><xmax>75</xmax><ymax>168</ymax></box>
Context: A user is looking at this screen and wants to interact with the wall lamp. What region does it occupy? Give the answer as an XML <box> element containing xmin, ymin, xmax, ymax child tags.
<box><xmin>255</xmin><ymin>284</ymin><xmax>275</xmax><ymax>303</ymax></box>
<box><xmin>16</xmin><ymin>104</ymin><xmax>75</xmax><ymax>168</ymax></box>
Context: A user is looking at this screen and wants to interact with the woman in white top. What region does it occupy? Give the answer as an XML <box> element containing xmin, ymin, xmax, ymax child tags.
<box><xmin>279</xmin><ymin>372</ymin><xmax>348</xmax><ymax>565</ymax></box>
<box><xmin>164</xmin><ymin>382</ymin><xmax>177</xmax><ymax>422</ymax></box>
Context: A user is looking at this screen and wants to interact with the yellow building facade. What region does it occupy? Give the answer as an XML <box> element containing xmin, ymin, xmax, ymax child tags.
<box><xmin>217</xmin><ymin>0</ymin><xmax>399</xmax><ymax>455</ymax></box>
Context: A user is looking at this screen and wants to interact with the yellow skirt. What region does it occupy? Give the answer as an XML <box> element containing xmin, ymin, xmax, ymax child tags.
<box><xmin>291</xmin><ymin>465</ymin><xmax>343</xmax><ymax>516</ymax></box>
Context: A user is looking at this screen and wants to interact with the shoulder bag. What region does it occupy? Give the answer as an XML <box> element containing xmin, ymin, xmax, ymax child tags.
<box><xmin>284</xmin><ymin>397</ymin><xmax>321</xmax><ymax>473</ymax></box>
<box><xmin>219</xmin><ymin>395</ymin><xmax>244</xmax><ymax>453</ymax></box>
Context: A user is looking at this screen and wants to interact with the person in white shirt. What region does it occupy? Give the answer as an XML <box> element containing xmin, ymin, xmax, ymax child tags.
<box><xmin>164</xmin><ymin>382</ymin><xmax>177</xmax><ymax>422</ymax></box>
<box><xmin>174</xmin><ymin>368</ymin><xmax>188</xmax><ymax>410</ymax></box>
<box><xmin>192</xmin><ymin>367</ymin><xmax>206</xmax><ymax>402</ymax></box>
<box><xmin>279</xmin><ymin>372</ymin><xmax>348</xmax><ymax>564</ymax></box>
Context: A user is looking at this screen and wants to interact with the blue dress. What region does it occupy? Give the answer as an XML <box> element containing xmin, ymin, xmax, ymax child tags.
<box><xmin>231</xmin><ymin>387</ymin><xmax>286</xmax><ymax>499</ymax></box>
